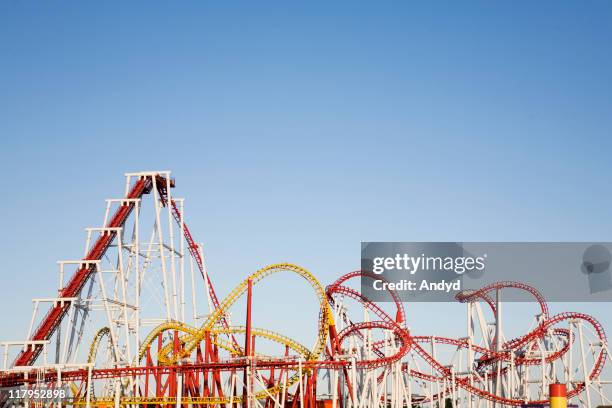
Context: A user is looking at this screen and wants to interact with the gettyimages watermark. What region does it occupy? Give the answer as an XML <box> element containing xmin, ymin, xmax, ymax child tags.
<box><xmin>361</xmin><ymin>242</ymin><xmax>612</xmax><ymax>302</ymax></box>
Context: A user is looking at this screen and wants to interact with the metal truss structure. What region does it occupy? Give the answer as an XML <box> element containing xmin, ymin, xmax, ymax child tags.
<box><xmin>0</xmin><ymin>171</ymin><xmax>610</xmax><ymax>407</ymax></box>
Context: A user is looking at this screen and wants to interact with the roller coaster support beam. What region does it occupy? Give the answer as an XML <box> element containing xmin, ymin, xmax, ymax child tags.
<box><xmin>11</xmin><ymin>175</ymin><xmax>168</xmax><ymax>367</ymax></box>
<box><xmin>243</xmin><ymin>278</ymin><xmax>253</xmax><ymax>408</ymax></box>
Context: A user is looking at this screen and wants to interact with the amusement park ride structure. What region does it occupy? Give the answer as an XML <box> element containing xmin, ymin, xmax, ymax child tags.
<box><xmin>0</xmin><ymin>171</ymin><xmax>610</xmax><ymax>407</ymax></box>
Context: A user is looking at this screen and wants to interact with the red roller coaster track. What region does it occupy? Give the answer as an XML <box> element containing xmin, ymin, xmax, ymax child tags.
<box><xmin>1</xmin><ymin>173</ymin><xmax>608</xmax><ymax>407</ymax></box>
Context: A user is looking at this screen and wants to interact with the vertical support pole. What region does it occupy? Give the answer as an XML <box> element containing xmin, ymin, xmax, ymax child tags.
<box><xmin>116</xmin><ymin>227</ymin><xmax>132</xmax><ymax>362</ymax></box>
<box><xmin>114</xmin><ymin>380</ymin><xmax>121</xmax><ymax>408</ymax></box>
<box><xmin>578</xmin><ymin>322</ymin><xmax>592</xmax><ymax>407</ymax></box>
<box><xmin>179</xmin><ymin>199</ymin><xmax>186</xmax><ymax>322</ymax></box>
<box><xmin>152</xmin><ymin>174</ymin><xmax>172</xmax><ymax>321</ymax></box>
<box><xmin>189</xmin><ymin>252</ymin><xmax>198</xmax><ymax>323</ymax></box>
<box><xmin>494</xmin><ymin>288</ymin><xmax>502</xmax><ymax>406</ymax></box>
<box><xmin>26</xmin><ymin>301</ymin><xmax>40</xmax><ymax>345</ymax></box>
<box><xmin>86</xmin><ymin>364</ymin><xmax>92</xmax><ymax>408</ymax></box>
<box><xmin>59</xmin><ymin>263</ymin><xmax>65</xmax><ymax>293</ymax></box>
<box><xmin>57</xmin><ymin>367</ymin><xmax>62</xmax><ymax>408</ymax></box>
<box><xmin>165</xmin><ymin>175</ymin><xmax>180</xmax><ymax>320</ymax></box>
<box><xmin>95</xmin><ymin>261</ymin><xmax>121</xmax><ymax>363</ymax></box>
<box><xmin>243</xmin><ymin>278</ymin><xmax>253</xmax><ymax>408</ymax></box>
<box><xmin>299</xmin><ymin>359</ymin><xmax>305</xmax><ymax>408</ymax></box>
<box><xmin>568</xmin><ymin>322</ymin><xmax>574</xmax><ymax>388</ymax></box>
<box><xmin>407</xmin><ymin>360</ymin><xmax>412</xmax><ymax>408</ymax></box>
<box><xmin>177</xmin><ymin>371</ymin><xmax>183</xmax><ymax>408</ymax></box>
<box><xmin>429</xmin><ymin>338</ymin><xmax>435</xmax><ymax>408</ymax></box>
<box><xmin>145</xmin><ymin>347</ymin><xmax>151</xmax><ymax>400</ymax></box>
<box><xmin>332</xmin><ymin>367</ymin><xmax>339</xmax><ymax>408</ymax></box>
<box><xmin>134</xmin><ymin>197</ymin><xmax>141</xmax><ymax>361</ymax></box>
<box><xmin>24</xmin><ymin>371</ymin><xmax>29</xmax><ymax>408</ymax></box>
<box><xmin>61</xmin><ymin>300</ymin><xmax>77</xmax><ymax>363</ymax></box>
<box><xmin>466</xmin><ymin>302</ymin><xmax>474</xmax><ymax>408</ymax></box>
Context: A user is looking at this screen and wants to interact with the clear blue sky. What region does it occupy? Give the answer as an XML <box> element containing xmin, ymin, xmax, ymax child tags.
<box><xmin>1</xmin><ymin>1</ymin><xmax>612</xmax><ymax>355</ymax></box>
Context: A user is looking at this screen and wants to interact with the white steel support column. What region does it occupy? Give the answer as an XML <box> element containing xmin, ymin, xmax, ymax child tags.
<box><xmin>151</xmin><ymin>174</ymin><xmax>172</xmax><ymax>321</ymax></box>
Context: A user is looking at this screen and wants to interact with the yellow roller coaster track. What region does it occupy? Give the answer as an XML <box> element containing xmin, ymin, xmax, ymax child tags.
<box><xmin>87</xmin><ymin>327</ymin><xmax>112</xmax><ymax>364</ymax></box>
<box><xmin>139</xmin><ymin>263</ymin><xmax>332</xmax><ymax>363</ymax></box>
<box><xmin>81</xmin><ymin>263</ymin><xmax>333</xmax><ymax>405</ymax></box>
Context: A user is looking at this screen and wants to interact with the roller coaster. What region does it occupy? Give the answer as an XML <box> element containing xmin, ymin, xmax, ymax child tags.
<box><xmin>0</xmin><ymin>171</ymin><xmax>610</xmax><ymax>407</ymax></box>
